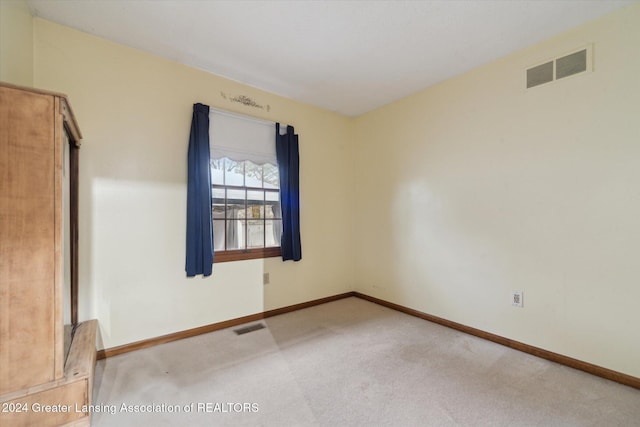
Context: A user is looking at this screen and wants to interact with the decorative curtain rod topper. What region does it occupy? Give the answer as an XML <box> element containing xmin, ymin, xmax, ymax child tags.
<box><xmin>220</xmin><ymin>92</ymin><xmax>271</xmax><ymax>112</ymax></box>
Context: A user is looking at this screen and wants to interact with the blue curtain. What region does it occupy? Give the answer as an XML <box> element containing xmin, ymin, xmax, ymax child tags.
<box><xmin>186</xmin><ymin>103</ymin><xmax>214</xmax><ymax>276</ymax></box>
<box><xmin>276</xmin><ymin>123</ymin><xmax>302</xmax><ymax>261</ymax></box>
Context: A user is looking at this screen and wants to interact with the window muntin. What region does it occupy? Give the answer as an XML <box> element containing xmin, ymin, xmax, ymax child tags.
<box><xmin>211</xmin><ymin>158</ymin><xmax>281</xmax><ymax>261</ymax></box>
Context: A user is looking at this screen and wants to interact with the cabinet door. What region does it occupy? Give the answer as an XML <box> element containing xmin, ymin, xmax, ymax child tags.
<box><xmin>0</xmin><ymin>87</ymin><xmax>58</xmax><ymax>394</ymax></box>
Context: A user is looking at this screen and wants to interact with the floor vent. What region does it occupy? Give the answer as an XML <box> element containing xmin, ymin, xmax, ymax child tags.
<box><xmin>234</xmin><ymin>323</ymin><xmax>266</xmax><ymax>335</ymax></box>
<box><xmin>526</xmin><ymin>46</ymin><xmax>591</xmax><ymax>89</ymax></box>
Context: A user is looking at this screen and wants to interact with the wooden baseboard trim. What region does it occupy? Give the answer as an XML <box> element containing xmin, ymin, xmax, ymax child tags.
<box><xmin>97</xmin><ymin>292</ymin><xmax>355</xmax><ymax>360</ymax></box>
<box><xmin>353</xmin><ymin>292</ymin><xmax>640</xmax><ymax>390</ymax></box>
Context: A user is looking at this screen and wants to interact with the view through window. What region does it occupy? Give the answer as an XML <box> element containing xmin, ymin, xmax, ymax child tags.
<box><xmin>211</xmin><ymin>158</ymin><xmax>281</xmax><ymax>256</ymax></box>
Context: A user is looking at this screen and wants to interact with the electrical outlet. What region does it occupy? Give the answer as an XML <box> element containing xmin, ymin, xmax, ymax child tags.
<box><xmin>263</xmin><ymin>273</ymin><xmax>270</xmax><ymax>285</ymax></box>
<box><xmin>511</xmin><ymin>290</ymin><xmax>523</xmax><ymax>307</ymax></box>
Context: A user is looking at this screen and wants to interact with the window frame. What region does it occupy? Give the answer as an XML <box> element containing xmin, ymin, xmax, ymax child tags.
<box><xmin>211</xmin><ymin>159</ymin><xmax>282</xmax><ymax>263</ymax></box>
<box><xmin>214</xmin><ymin>246</ymin><xmax>282</xmax><ymax>263</ymax></box>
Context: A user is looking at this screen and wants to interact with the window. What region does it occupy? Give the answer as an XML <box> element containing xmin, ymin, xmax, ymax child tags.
<box><xmin>209</xmin><ymin>110</ymin><xmax>281</xmax><ymax>262</ymax></box>
<box><xmin>211</xmin><ymin>158</ymin><xmax>281</xmax><ymax>262</ymax></box>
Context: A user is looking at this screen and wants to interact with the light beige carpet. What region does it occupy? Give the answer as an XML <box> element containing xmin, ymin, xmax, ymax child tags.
<box><xmin>92</xmin><ymin>297</ymin><xmax>639</xmax><ymax>426</ymax></box>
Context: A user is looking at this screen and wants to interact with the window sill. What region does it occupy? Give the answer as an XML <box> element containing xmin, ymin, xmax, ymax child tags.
<box><xmin>214</xmin><ymin>247</ymin><xmax>282</xmax><ymax>263</ymax></box>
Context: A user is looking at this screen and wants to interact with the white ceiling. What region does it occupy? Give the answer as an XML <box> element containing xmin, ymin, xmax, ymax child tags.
<box><xmin>27</xmin><ymin>0</ymin><xmax>635</xmax><ymax>116</ymax></box>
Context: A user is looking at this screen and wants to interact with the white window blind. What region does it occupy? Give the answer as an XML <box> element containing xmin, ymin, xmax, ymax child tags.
<box><xmin>209</xmin><ymin>109</ymin><xmax>276</xmax><ymax>165</ymax></box>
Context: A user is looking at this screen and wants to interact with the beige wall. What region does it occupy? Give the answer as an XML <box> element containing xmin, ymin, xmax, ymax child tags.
<box><xmin>33</xmin><ymin>18</ymin><xmax>354</xmax><ymax>349</ymax></box>
<box><xmin>354</xmin><ymin>3</ymin><xmax>640</xmax><ymax>378</ymax></box>
<box><xmin>0</xmin><ymin>0</ymin><xmax>33</xmax><ymax>86</ymax></box>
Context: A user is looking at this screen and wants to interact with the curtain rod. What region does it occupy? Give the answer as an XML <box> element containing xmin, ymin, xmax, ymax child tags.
<box><xmin>209</xmin><ymin>106</ymin><xmax>290</xmax><ymax>130</ymax></box>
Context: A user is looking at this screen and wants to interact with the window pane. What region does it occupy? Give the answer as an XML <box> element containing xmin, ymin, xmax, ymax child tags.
<box><xmin>244</xmin><ymin>161</ymin><xmax>263</xmax><ymax>188</ymax></box>
<box><xmin>213</xmin><ymin>220</ymin><xmax>226</xmax><ymax>251</ymax></box>
<box><xmin>263</xmin><ymin>163</ymin><xmax>279</xmax><ymax>189</ymax></box>
<box><xmin>211</xmin><ymin>159</ymin><xmax>224</xmax><ymax>185</ymax></box>
<box><xmin>247</xmin><ymin>219</ymin><xmax>264</xmax><ymax>248</ymax></box>
<box><xmin>265</xmin><ymin>192</ymin><xmax>280</xmax><ymax>220</ymax></box>
<box><xmin>265</xmin><ymin>201</ymin><xmax>281</xmax><ymax>219</ymax></box>
<box><xmin>225</xmin><ymin>158</ymin><xmax>244</xmax><ymax>186</ymax></box>
<box><xmin>212</xmin><ymin>188</ymin><xmax>225</xmax><ymax>219</ymax></box>
<box><xmin>266</xmin><ymin>220</ymin><xmax>281</xmax><ymax>247</ymax></box>
<box><xmin>265</xmin><ymin>191</ymin><xmax>279</xmax><ymax>202</ymax></box>
<box><xmin>227</xmin><ymin>189</ymin><xmax>245</xmax><ymax>218</ymax></box>
<box><xmin>247</xmin><ymin>190</ymin><xmax>264</xmax><ymax>219</ymax></box>
<box><xmin>226</xmin><ymin>220</ymin><xmax>245</xmax><ymax>250</ymax></box>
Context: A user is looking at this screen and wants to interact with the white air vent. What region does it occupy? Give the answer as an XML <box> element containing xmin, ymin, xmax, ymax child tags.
<box><xmin>526</xmin><ymin>45</ymin><xmax>592</xmax><ymax>89</ymax></box>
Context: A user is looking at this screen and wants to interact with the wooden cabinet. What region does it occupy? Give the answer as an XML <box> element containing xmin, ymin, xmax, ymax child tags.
<box><xmin>0</xmin><ymin>83</ymin><xmax>97</xmax><ymax>426</ymax></box>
